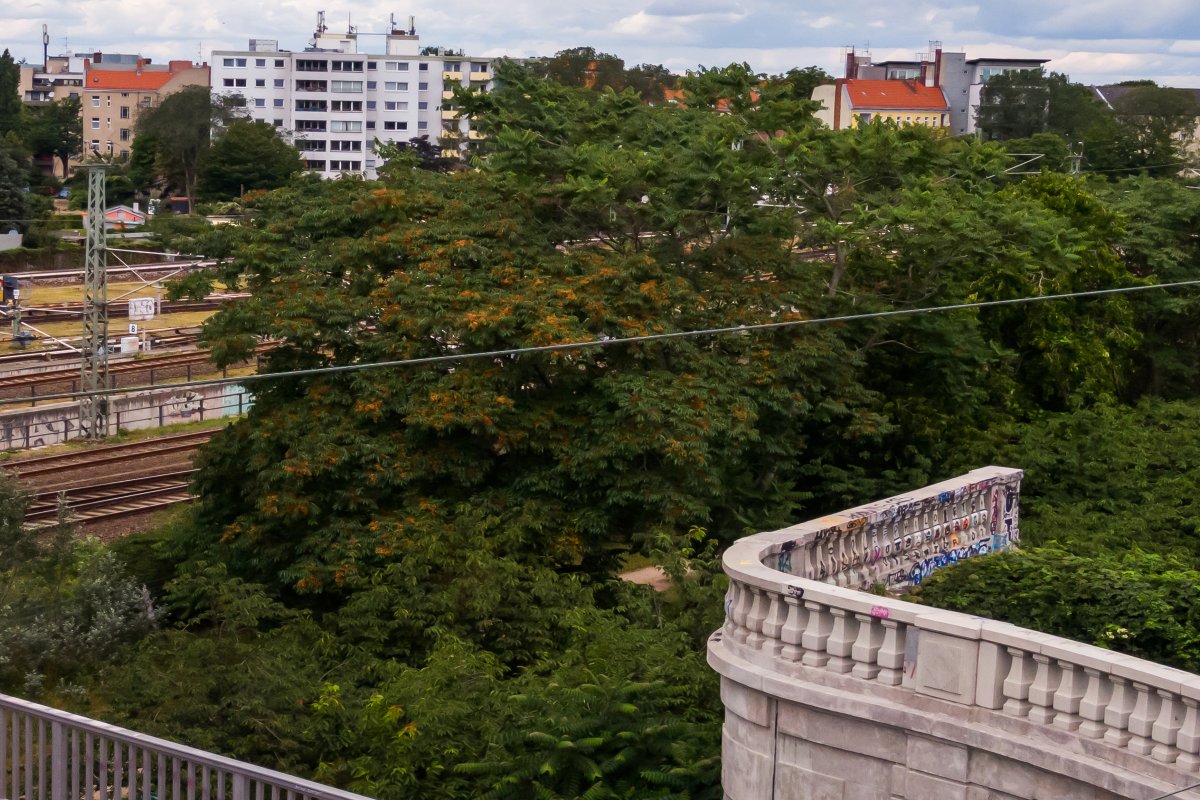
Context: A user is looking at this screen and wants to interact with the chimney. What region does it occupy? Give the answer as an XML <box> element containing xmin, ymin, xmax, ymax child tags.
<box><xmin>93</xmin><ymin>51</ymin><xmax>102</xmax><ymax>63</ymax></box>
<box><xmin>934</xmin><ymin>47</ymin><xmax>942</xmax><ymax>87</ymax></box>
<box><xmin>833</xmin><ymin>78</ymin><xmax>844</xmax><ymax>130</ymax></box>
<box><xmin>845</xmin><ymin>49</ymin><xmax>856</xmax><ymax>79</ymax></box>
<box><xmin>920</xmin><ymin>63</ymin><xmax>928</xmax><ymax>85</ymax></box>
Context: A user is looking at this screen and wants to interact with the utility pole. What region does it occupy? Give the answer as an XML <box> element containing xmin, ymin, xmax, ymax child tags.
<box><xmin>80</xmin><ymin>166</ymin><xmax>110</xmax><ymax>440</ymax></box>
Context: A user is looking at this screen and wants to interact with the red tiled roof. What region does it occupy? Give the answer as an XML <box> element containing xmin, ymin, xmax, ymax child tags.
<box><xmin>845</xmin><ymin>79</ymin><xmax>947</xmax><ymax>111</ymax></box>
<box><xmin>86</xmin><ymin>68</ymin><xmax>174</xmax><ymax>91</ymax></box>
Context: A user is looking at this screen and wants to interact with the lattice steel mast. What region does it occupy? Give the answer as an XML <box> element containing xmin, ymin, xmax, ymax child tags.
<box><xmin>80</xmin><ymin>167</ymin><xmax>110</xmax><ymax>439</ymax></box>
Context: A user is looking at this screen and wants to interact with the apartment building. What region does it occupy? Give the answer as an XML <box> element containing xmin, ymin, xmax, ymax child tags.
<box><xmin>817</xmin><ymin>44</ymin><xmax>1050</xmax><ymax>135</ymax></box>
<box><xmin>82</xmin><ymin>57</ymin><xmax>210</xmax><ymax>159</ymax></box>
<box><xmin>210</xmin><ymin>17</ymin><xmax>493</xmax><ymax>179</ymax></box>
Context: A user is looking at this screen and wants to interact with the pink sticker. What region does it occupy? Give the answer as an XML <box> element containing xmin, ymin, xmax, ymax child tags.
<box><xmin>870</xmin><ymin>606</ymin><xmax>890</xmax><ymax>619</ymax></box>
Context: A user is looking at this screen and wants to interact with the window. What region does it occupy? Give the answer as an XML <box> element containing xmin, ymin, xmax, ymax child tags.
<box><xmin>367</xmin><ymin>62</ymin><xmax>377</xmax><ymax>70</ymax></box>
<box><xmin>90</xmin><ymin>139</ymin><xmax>99</xmax><ymax>150</ymax></box>
<box><xmin>235</xmin><ymin>79</ymin><xmax>246</xmax><ymax>87</ymax></box>
<box><xmin>223</xmin><ymin>79</ymin><xmax>235</xmax><ymax>87</ymax></box>
<box><xmin>330</xmin><ymin>140</ymin><xmax>361</xmax><ymax>151</ymax></box>
<box><xmin>332</xmin><ymin>61</ymin><xmax>364</xmax><ymax>72</ymax></box>
<box><xmin>305</xmin><ymin>160</ymin><xmax>326</xmax><ymax>170</ymax></box>
<box><xmin>273</xmin><ymin>119</ymin><xmax>284</xmax><ymax>127</ymax></box>
<box><xmin>297</xmin><ymin>140</ymin><xmax>326</xmax><ymax>151</ymax></box>
<box><xmin>331</xmin><ymin>80</ymin><xmax>363</xmax><ymax>93</ymax></box>
<box><xmin>255</xmin><ymin>58</ymin><xmax>266</xmax><ymax>67</ymax></box>
<box><xmin>329</xmin><ymin>160</ymin><xmax>360</xmax><ymax>171</ymax></box>
<box><xmin>384</xmin><ymin>82</ymin><xmax>408</xmax><ymax>91</ymax></box>
<box><xmin>296</xmin><ymin>120</ymin><xmax>327</xmax><ymax>131</ymax></box>
<box><xmin>254</xmin><ymin>98</ymin><xmax>266</xmax><ymax>107</ymax></box>
<box><xmin>91</xmin><ymin>96</ymin><xmax>100</xmax><ymax>107</ymax></box>
<box><xmin>385</xmin><ymin>62</ymin><xmax>398</xmax><ymax>70</ymax></box>
<box><xmin>417</xmin><ymin>121</ymin><xmax>428</xmax><ymax>130</ymax></box>
<box><xmin>418</xmin><ymin>101</ymin><xmax>428</xmax><ymax>110</ymax></box>
<box><xmin>119</xmin><ymin>106</ymin><xmax>129</xmax><ymax>119</ymax></box>
<box><xmin>383</xmin><ymin>121</ymin><xmax>408</xmax><ymax>130</ymax></box>
<box><xmin>366</xmin><ymin>121</ymin><xmax>375</xmax><ymax>129</ymax></box>
<box><xmin>274</xmin><ymin>98</ymin><xmax>284</xmax><ymax>107</ymax></box>
<box><xmin>275</xmin><ymin>59</ymin><xmax>285</xmax><ymax>68</ymax></box>
<box><xmin>419</xmin><ymin>63</ymin><xmax>428</xmax><ymax>71</ymax></box>
<box><xmin>120</xmin><ymin>129</ymin><xmax>130</xmax><ymax>141</ymax></box>
<box><xmin>222</xmin><ymin>58</ymin><xmax>235</xmax><ymax>67</ymax></box>
<box><xmin>255</xmin><ymin>79</ymin><xmax>265</xmax><ymax>87</ymax></box>
<box><xmin>296</xmin><ymin>80</ymin><xmax>327</xmax><ymax>92</ymax></box>
<box><xmin>366</xmin><ymin>100</ymin><xmax>376</xmax><ymax>109</ymax></box>
<box><xmin>236</xmin><ymin>58</ymin><xmax>247</xmax><ymax>67</ymax></box>
<box><xmin>121</xmin><ymin>92</ymin><xmax>129</xmax><ymax>97</ymax></box>
<box><xmin>331</xmin><ymin>100</ymin><xmax>362</xmax><ymax>112</ymax></box>
<box><xmin>418</xmin><ymin>82</ymin><xmax>429</xmax><ymax>91</ymax></box>
<box><xmin>366</xmin><ymin>81</ymin><xmax>377</xmax><ymax>89</ymax></box>
<box><xmin>296</xmin><ymin>99</ymin><xmax>328</xmax><ymax>112</ymax></box>
<box><xmin>274</xmin><ymin>78</ymin><xmax>284</xmax><ymax>88</ymax></box>
<box><xmin>330</xmin><ymin>120</ymin><xmax>363</xmax><ymax>132</ymax></box>
<box><xmin>472</xmin><ymin>62</ymin><xmax>487</xmax><ymax>72</ymax></box>
<box><xmin>384</xmin><ymin>101</ymin><xmax>407</xmax><ymax>110</ymax></box>
<box><xmin>91</xmin><ymin>119</ymin><xmax>100</xmax><ymax>129</ymax></box>
<box><xmin>446</xmin><ymin>62</ymin><xmax>460</xmax><ymax>71</ymax></box>
<box><xmin>296</xmin><ymin>59</ymin><xmax>328</xmax><ymax>72</ymax></box>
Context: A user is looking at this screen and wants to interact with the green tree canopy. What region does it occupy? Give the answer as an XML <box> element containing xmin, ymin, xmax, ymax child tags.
<box><xmin>26</xmin><ymin>97</ymin><xmax>82</xmax><ymax>178</ymax></box>
<box><xmin>199</xmin><ymin>120</ymin><xmax>302</xmax><ymax>200</ymax></box>
<box><xmin>135</xmin><ymin>86</ymin><xmax>240</xmax><ymax>211</ymax></box>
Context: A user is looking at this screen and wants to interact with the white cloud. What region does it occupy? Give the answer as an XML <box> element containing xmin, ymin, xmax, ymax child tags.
<box><xmin>0</xmin><ymin>0</ymin><xmax>1198</xmax><ymax>85</ymax></box>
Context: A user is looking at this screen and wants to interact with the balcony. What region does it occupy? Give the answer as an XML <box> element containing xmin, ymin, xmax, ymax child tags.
<box><xmin>441</xmin><ymin>108</ymin><xmax>460</xmax><ymax>120</ymax></box>
<box><xmin>469</xmin><ymin>71</ymin><xmax>492</xmax><ymax>82</ymax></box>
<box><xmin>442</xmin><ymin>71</ymin><xmax>463</xmax><ymax>81</ymax></box>
<box><xmin>441</xmin><ymin>129</ymin><xmax>460</xmax><ymax>139</ymax></box>
<box><xmin>467</xmin><ymin>130</ymin><xmax>486</xmax><ymax>140</ymax></box>
<box><xmin>442</xmin><ymin>90</ymin><xmax>455</xmax><ymax>100</ymax></box>
<box><xmin>712</xmin><ymin>466</ymin><xmax>1200</xmax><ymax>799</ymax></box>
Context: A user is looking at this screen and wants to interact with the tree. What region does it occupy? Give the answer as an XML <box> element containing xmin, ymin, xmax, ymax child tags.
<box><xmin>0</xmin><ymin>145</ymin><xmax>30</xmax><ymax>230</ymax></box>
<box><xmin>535</xmin><ymin>47</ymin><xmax>627</xmax><ymax>92</ymax></box>
<box><xmin>623</xmin><ymin>63</ymin><xmax>678</xmax><ymax>104</ymax></box>
<box><xmin>136</xmin><ymin>86</ymin><xmax>240</xmax><ymax>212</ymax></box>
<box><xmin>977</xmin><ymin>70</ymin><xmax>1107</xmax><ymax>141</ymax></box>
<box><xmin>1108</xmin><ymin>84</ymin><xmax>1200</xmax><ymax>172</ymax></box>
<box><xmin>0</xmin><ymin>50</ymin><xmax>22</xmax><ymax>139</ymax></box>
<box><xmin>199</xmin><ymin>120</ymin><xmax>302</xmax><ymax>199</ymax></box>
<box><xmin>773</xmin><ymin>66</ymin><xmax>835</xmax><ymax>104</ymax></box>
<box><xmin>26</xmin><ymin>97</ymin><xmax>82</xmax><ymax>178</ymax></box>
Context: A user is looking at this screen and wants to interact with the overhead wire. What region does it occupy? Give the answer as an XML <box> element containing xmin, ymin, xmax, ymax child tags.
<box><xmin>3</xmin><ymin>277</ymin><xmax>1199</xmax><ymax>408</ymax></box>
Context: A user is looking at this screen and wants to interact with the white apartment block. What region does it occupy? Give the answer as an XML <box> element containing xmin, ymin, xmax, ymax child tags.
<box><xmin>210</xmin><ymin>17</ymin><xmax>493</xmax><ymax>179</ymax></box>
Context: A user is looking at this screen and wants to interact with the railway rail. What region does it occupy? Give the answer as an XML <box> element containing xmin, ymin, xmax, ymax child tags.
<box><xmin>24</xmin><ymin>470</ymin><xmax>196</xmax><ymax>527</ymax></box>
<box><xmin>10</xmin><ymin>294</ymin><xmax>245</xmax><ymax>324</ymax></box>
<box><xmin>0</xmin><ymin>329</ymin><xmax>203</xmax><ymax>367</ymax></box>
<box><xmin>0</xmin><ymin>429</ymin><xmax>217</xmax><ymax>479</ymax></box>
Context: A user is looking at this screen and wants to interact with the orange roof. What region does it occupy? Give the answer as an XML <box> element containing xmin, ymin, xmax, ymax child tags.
<box><xmin>845</xmin><ymin>79</ymin><xmax>947</xmax><ymax>111</ymax></box>
<box><xmin>86</xmin><ymin>68</ymin><xmax>173</xmax><ymax>91</ymax></box>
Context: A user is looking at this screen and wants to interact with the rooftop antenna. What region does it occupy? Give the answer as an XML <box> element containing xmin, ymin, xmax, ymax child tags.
<box><xmin>42</xmin><ymin>24</ymin><xmax>49</xmax><ymax>69</ymax></box>
<box><xmin>316</xmin><ymin>10</ymin><xmax>327</xmax><ymax>36</ymax></box>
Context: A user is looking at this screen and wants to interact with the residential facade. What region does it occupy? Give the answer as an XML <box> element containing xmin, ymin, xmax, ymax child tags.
<box><xmin>813</xmin><ymin>79</ymin><xmax>949</xmax><ymax>131</ymax></box>
<box><xmin>82</xmin><ymin>57</ymin><xmax>210</xmax><ymax>159</ymax></box>
<box><xmin>210</xmin><ymin>17</ymin><xmax>493</xmax><ymax>179</ymax></box>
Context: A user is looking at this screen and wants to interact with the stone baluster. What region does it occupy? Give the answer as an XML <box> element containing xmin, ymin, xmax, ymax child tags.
<box><xmin>1051</xmin><ymin>661</ymin><xmax>1086</xmax><ymax>731</ymax></box>
<box><xmin>1175</xmin><ymin>697</ymin><xmax>1200</xmax><ymax>770</ymax></box>
<box><xmin>730</xmin><ymin>581</ymin><xmax>752</xmax><ymax>644</ymax></box>
<box><xmin>1126</xmin><ymin>682</ymin><xmax>1162</xmax><ymax>755</ymax></box>
<box><xmin>744</xmin><ymin>587</ymin><xmax>769</xmax><ymax>649</ymax></box>
<box><xmin>825</xmin><ymin>609</ymin><xmax>859</xmax><ymax>673</ymax></box>
<box><xmin>1151</xmin><ymin>689</ymin><xmax>1184</xmax><ymax>763</ymax></box>
<box><xmin>850</xmin><ymin>614</ymin><xmax>883</xmax><ymax>680</ymax></box>
<box><xmin>1026</xmin><ymin>654</ymin><xmax>1060</xmax><ymax>724</ymax></box>
<box><xmin>1103</xmin><ymin>676</ymin><xmax>1135</xmax><ymax>748</ymax></box>
<box><xmin>876</xmin><ymin>620</ymin><xmax>905</xmax><ymax>686</ymax></box>
<box><xmin>1076</xmin><ymin>668</ymin><xmax>1112</xmax><ymax>739</ymax></box>
<box><xmin>779</xmin><ymin>595</ymin><xmax>808</xmax><ymax>662</ymax></box>
<box><xmin>1002</xmin><ymin>648</ymin><xmax>1036</xmax><ymax>717</ymax></box>
<box><xmin>760</xmin><ymin>591</ymin><xmax>787</xmax><ymax>655</ymax></box>
<box><xmin>800</xmin><ymin>601</ymin><xmax>833</xmax><ymax>668</ymax></box>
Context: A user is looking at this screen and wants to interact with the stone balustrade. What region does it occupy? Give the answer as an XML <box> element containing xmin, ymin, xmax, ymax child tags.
<box><xmin>710</xmin><ymin>467</ymin><xmax>1200</xmax><ymax>800</ymax></box>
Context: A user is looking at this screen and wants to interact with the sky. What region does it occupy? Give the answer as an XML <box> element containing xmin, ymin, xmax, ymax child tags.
<box><xmin>3</xmin><ymin>0</ymin><xmax>1200</xmax><ymax>87</ymax></box>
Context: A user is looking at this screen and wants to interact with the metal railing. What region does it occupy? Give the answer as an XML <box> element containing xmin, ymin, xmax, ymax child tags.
<box><xmin>0</xmin><ymin>694</ymin><xmax>372</xmax><ymax>800</ymax></box>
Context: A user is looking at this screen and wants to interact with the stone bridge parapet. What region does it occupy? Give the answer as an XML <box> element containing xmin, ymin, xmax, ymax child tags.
<box><xmin>711</xmin><ymin>467</ymin><xmax>1200</xmax><ymax>799</ymax></box>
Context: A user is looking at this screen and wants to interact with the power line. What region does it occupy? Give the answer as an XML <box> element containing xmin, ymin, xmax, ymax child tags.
<box><xmin>3</xmin><ymin>277</ymin><xmax>1199</xmax><ymax>409</ymax></box>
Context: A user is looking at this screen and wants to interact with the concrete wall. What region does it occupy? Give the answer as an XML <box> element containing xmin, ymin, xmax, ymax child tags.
<box><xmin>0</xmin><ymin>383</ymin><xmax>250</xmax><ymax>451</ymax></box>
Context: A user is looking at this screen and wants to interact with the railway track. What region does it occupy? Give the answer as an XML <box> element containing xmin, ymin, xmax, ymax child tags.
<box><xmin>0</xmin><ymin>429</ymin><xmax>217</xmax><ymax>479</ymax></box>
<box><xmin>0</xmin><ymin>350</ymin><xmax>224</xmax><ymax>395</ymax></box>
<box><xmin>0</xmin><ymin>329</ymin><xmax>203</xmax><ymax>368</ymax></box>
<box><xmin>12</xmin><ymin>294</ymin><xmax>245</xmax><ymax>324</ymax></box>
<box><xmin>24</xmin><ymin>470</ymin><xmax>196</xmax><ymax>527</ymax></box>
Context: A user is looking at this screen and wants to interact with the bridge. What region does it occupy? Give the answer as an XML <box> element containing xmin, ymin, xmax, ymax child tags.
<box><xmin>710</xmin><ymin>466</ymin><xmax>1200</xmax><ymax>800</ymax></box>
<box><xmin>0</xmin><ymin>692</ymin><xmax>368</xmax><ymax>800</ymax></box>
